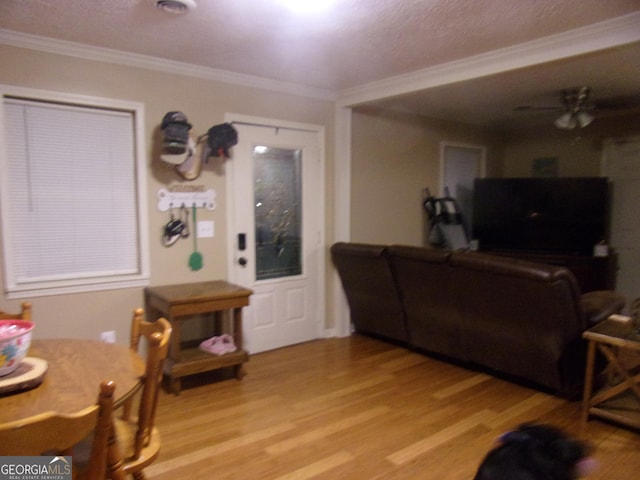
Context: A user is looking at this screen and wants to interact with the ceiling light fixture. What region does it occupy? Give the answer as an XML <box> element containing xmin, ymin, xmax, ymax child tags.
<box><xmin>155</xmin><ymin>0</ymin><xmax>197</xmax><ymax>15</ymax></box>
<box><xmin>554</xmin><ymin>86</ymin><xmax>594</xmax><ymax>130</ymax></box>
<box><xmin>575</xmin><ymin>110</ymin><xmax>594</xmax><ymax>128</ymax></box>
<box><xmin>554</xmin><ymin>113</ymin><xmax>576</xmax><ymax>130</ymax></box>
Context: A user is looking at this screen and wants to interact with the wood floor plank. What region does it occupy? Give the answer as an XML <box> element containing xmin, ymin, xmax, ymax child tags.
<box><xmin>484</xmin><ymin>392</ymin><xmax>563</xmax><ymax>429</ymax></box>
<box><xmin>293</xmin><ymin>375</ymin><xmax>396</xmax><ymax>411</ymax></box>
<box><xmin>146</xmin><ymin>422</ymin><xmax>298</xmax><ymax>476</ymax></box>
<box><xmin>271</xmin><ymin>452</ymin><xmax>355</xmax><ymax>480</ymax></box>
<box><xmin>266</xmin><ymin>406</ymin><xmax>390</xmax><ymax>455</ymax></box>
<box><xmin>386</xmin><ymin>409</ymin><xmax>497</xmax><ymax>465</ymax></box>
<box><xmin>431</xmin><ymin>373</ymin><xmax>492</xmax><ymax>399</ymax></box>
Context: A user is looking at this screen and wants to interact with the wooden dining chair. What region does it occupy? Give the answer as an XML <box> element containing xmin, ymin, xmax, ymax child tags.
<box><xmin>113</xmin><ymin>308</ymin><xmax>171</xmax><ymax>480</ymax></box>
<box><xmin>0</xmin><ymin>301</ymin><xmax>32</xmax><ymax>320</ymax></box>
<box><xmin>0</xmin><ymin>380</ymin><xmax>116</xmax><ymax>480</ymax></box>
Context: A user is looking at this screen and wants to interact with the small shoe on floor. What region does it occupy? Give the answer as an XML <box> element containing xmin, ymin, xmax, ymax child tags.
<box><xmin>199</xmin><ymin>334</ymin><xmax>237</xmax><ymax>355</ymax></box>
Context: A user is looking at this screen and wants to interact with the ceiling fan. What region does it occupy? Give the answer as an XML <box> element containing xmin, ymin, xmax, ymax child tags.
<box><xmin>514</xmin><ymin>86</ymin><xmax>596</xmax><ymax>130</ymax></box>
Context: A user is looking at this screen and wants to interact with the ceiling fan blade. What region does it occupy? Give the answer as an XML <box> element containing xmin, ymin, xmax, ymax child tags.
<box><xmin>514</xmin><ymin>87</ymin><xmax>640</xmax><ymax>121</ymax></box>
<box><xmin>593</xmin><ymin>94</ymin><xmax>640</xmax><ymax>111</ymax></box>
<box><xmin>513</xmin><ymin>105</ymin><xmax>562</xmax><ymax>113</ymax></box>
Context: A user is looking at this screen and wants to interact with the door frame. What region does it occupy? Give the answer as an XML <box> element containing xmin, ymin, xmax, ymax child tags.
<box><xmin>224</xmin><ymin>112</ymin><xmax>327</xmax><ymax>340</ymax></box>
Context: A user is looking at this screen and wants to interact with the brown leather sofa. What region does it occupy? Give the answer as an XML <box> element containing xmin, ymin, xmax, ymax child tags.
<box><xmin>331</xmin><ymin>242</ymin><xmax>625</xmax><ymax>396</ymax></box>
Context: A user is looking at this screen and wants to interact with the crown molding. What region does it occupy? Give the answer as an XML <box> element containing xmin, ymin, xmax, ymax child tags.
<box><xmin>337</xmin><ymin>11</ymin><xmax>640</xmax><ymax>108</ymax></box>
<box><xmin>0</xmin><ymin>28</ymin><xmax>337</xmax><ymax>102</ymax></box>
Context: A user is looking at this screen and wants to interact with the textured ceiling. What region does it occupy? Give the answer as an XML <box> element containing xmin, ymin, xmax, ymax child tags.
<box><xmin>1</xmin><ymin>0</ymin><xmax>639</xmax><ymax>128</ymax></box>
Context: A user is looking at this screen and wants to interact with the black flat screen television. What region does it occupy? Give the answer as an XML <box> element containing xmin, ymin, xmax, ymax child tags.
<box><xmin>471</xmin><ymin>177</ymin><xmax>609</xmax><ymax>256</ymax></box>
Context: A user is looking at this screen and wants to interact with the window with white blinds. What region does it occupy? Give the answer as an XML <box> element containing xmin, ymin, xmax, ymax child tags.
<box><xmin>0</xmin><ymin>88</ymin><xmax>149</xmax><ymax>298</ymax></box>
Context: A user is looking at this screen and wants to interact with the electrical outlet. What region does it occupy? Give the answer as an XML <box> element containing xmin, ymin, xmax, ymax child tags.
<box><xmin>197</xmin><ymin>220</ymin><xmax>215</xmax><ymax>238</ymax></box>
<box><xmin>100</xmin><ymin>330</ymin><xmax>116</xmax><ymax>343</ymax></box>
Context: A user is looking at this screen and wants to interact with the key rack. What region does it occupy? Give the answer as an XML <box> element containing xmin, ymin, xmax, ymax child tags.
<box><xmin>157</xmin><ymin>187</ymin><xmax>216</xmax><ymax>211</ymax></box>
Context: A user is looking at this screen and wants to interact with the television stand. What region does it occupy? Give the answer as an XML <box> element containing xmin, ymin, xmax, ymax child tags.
<box><xmin>484</xmin><ymin>251</ymin><xmax>616</xmax><ymax>293</ymax></box>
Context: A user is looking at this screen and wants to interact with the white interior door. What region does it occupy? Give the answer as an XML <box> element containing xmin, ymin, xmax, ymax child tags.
<box><xmin>603</xmin><ymin>137</ymin><xmax>640</xmax><ymax>306</ymax></box>
<box><xmin>440</xmin><ymin>142</ymin><xmax>486</xmax><ymax>236</ymax></box>
<box><xmin>226</xmin><ymin>118</ymin><xmax>324</xmax><ymax>354</ymax></box>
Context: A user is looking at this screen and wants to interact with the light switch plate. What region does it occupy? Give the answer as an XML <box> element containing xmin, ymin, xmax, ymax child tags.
<box><xmin>197</xmin><ymin>220</ymin><xmax>214</xmax><ymax>238</ymax></box>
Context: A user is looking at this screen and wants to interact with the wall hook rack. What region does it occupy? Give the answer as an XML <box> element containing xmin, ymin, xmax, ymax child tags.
<box><xmin>157</xmin><ymin>187</ymin><xmax>216</xmax><ymax>211</ymax></box>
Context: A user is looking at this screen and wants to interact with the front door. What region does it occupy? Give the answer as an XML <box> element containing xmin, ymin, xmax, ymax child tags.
<box><xmin>226</xmin><ymin>117</ymin><xmax>324</xmax><ymax>354</ymax></box>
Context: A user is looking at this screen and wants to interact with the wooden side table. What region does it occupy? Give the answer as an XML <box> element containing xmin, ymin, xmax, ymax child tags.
<box><xmin>144</xmin><ymin>280</ymin><xmax>253</xmax><ymax>395</ymax></box>
<box><xmin>581</xmin><ymin>315</ymin><xmax>640</xmax><ymax>431</ymax></box>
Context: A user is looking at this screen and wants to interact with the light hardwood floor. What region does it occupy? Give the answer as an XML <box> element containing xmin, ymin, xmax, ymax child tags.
<box><xmin>148</xmin><ymin>334</ymin><xmax>640</xmax><ymax>479</ymax></box>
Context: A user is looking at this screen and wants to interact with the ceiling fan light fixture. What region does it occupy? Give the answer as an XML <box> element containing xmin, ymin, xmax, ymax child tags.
<box><xmin>155</xmin><ymin>0</ymin><xmax>197</xmax><ymax>14</ymax></box>
<box><xmin>552</xmin><ymin>86</ymin><xmax>596</xmax><ymax>130</ymax></box>
<box><xmin>576</xmin><ymin>110</ymin><xmax>594</xmax><ymax>128</ymax></box>
<box><xmin>554</xmin><ymin>112</ymin><xmax>577</xmax><ymax>130</ymax></box>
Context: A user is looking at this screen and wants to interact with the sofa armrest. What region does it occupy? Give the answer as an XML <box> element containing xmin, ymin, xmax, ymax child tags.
<box><xmin>581</xmin><ymin>290</ymin><xmax>626</xmax><ymax>327</ymax></box>
<box><xmin>331</xmin><ymin>242</ymin><xmax>409</xmax><ymax>343</ymax></box>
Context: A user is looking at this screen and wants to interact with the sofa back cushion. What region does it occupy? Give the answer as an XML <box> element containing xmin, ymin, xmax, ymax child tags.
<box><xmin>388</xmin><ymin>245</ymin><xmax>466</xmax><ymax>358</ymax></box>
<box><xmin>331</xmin><ymin>242</ymin><xmax>408</xmax><ymax>343</ymax></box>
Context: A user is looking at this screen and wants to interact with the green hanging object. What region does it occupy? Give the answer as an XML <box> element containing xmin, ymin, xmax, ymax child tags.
<box><xmin>188</xmin><ymin>204</ymin><xmax>203</xmax><ymax>271</ymax></box>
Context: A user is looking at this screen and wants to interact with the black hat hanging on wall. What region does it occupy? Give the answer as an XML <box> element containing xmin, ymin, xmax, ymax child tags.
<box><xmin>206</xmin><ymin>123</ymin><xmax>238</xmax><ymax>160</ymax></box>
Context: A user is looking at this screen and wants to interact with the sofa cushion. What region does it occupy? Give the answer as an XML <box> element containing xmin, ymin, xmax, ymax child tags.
<box><xmin>388</xmin><ymin>245</ymin><xmax>465</xmax><ymax>359</ymax></box>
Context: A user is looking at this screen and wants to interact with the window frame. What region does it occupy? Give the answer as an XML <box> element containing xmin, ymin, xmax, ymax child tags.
<box><xmin>0</xmin><ymin>85</ymin><xmax>150</xmax><ymax>298</ymax></box>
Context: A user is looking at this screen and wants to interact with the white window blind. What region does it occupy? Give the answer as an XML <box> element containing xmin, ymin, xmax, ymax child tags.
<box><xmin>1</xmin><ymin>91</ymin><xmax>149</xmax><ymax>297</ymax></box>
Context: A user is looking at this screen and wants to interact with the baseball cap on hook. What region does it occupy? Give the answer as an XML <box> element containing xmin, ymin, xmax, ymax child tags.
<box><xmin>161</xmin><ymin>111</ymin><xmax>192</xmax><ymax>164</ymax></box>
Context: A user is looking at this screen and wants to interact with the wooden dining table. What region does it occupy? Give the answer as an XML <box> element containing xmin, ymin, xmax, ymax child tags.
<box><xmin>0</xmin><ymin>338</ymin><xmax>145</xmax><ymax>424</ymax></box>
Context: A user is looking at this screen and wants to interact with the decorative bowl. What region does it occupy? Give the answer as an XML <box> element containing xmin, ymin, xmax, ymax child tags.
<box><xmin>0</xmin><ymin>320</ymin><xmax>34</xmax><ymax>377</ymax></box>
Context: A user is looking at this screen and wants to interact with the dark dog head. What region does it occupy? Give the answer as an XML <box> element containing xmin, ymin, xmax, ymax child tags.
<box><xmin>474</xmin><ymin>423</ymin><xmax>595</xmax><ymax>480</ymax></box>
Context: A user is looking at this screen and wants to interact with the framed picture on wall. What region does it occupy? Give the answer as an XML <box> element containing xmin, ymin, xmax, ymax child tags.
<box><xmin>532</xmin><ymin>157</ymin><xmax>558</xmax><ymax>177</ymax></box>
